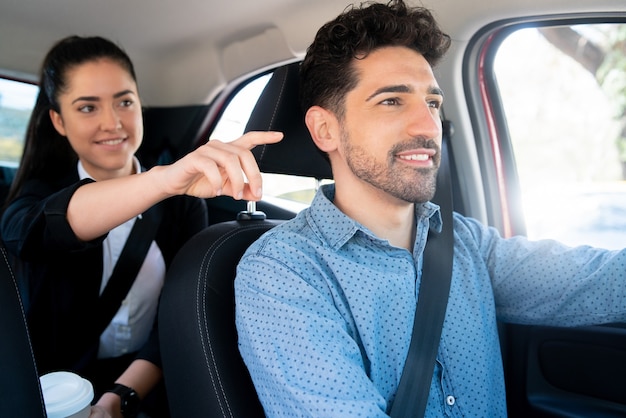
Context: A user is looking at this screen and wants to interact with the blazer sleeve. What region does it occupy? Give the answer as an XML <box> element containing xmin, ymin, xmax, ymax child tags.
<box><xmin>1</xmin><ymin>178</ymin><xmax>106</xmax><ymax>261</ymax></box>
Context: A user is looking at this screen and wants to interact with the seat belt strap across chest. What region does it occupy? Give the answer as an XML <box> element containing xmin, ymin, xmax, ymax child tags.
<box><xmin>94</xmin><ymin>203</ymin><xmax>163</xmax><ymax>337</ymax></box>
<box><xmin>390</xmin><ymin>128</ymin><xmax>455</xmax><ymax>418</ymax></box>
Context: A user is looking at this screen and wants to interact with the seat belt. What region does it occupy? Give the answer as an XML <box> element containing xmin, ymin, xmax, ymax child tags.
<box><xmin>94</xmin><ymin>203</ymin><xmax>163</xmax><ymax>336</ymax></box>
<box><xmin>74</xmin><ymin>203</ymin><xmax>163</xmax><ymax>373</ymax></box>
<box><xmin>390</xmin><ymin>126</ymin><xmax>455</xmax><ymax>418</ymax></box>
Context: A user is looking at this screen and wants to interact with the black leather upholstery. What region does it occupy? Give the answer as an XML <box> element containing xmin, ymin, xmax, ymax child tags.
<box><xmin>139</xmin><ymin>105</ymin><xmax>211</xmax><ymax>168</ymax></box>
<box><xmin>246</xmin><ymin>62</ymin><xmax>333</xmax><ymax>180</ymax></box>
<box><xmin>0</xmin><ymin>244</ymin><xmax>46</xmax><ymax>417</ymax></box>
<box><xmin>159</xmin><ymin>220</ymin><xmax>282</xmax><ymax>418</ymax></box>
<box><xmin>160</xmin><ymin>62</ymin><xmax>330</xmax><ymax>418</ymax></box>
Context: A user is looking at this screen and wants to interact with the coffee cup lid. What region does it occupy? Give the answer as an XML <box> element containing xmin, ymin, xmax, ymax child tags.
<box><xmin>40</xmin><ymin>371</ymin><xmax>94</xmax><ymax>418</ymax></box>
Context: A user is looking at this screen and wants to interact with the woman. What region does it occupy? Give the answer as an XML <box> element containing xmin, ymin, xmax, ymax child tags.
<box><xmin>1</xmin><ymin>35</ymin><xmax>281</xmax><ymax>418</ymax></box>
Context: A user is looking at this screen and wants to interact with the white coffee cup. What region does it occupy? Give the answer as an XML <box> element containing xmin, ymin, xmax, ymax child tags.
<box><xmin>40</xmin><ymin>371</ymin><xmax>94</xmax><ymax>418</ymax></box>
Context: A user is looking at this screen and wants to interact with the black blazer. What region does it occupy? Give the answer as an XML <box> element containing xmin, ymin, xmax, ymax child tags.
<box><xmin>0</xmin><ymin>168</ymin><xmax>208</xmax><ymax>377</ymax></box>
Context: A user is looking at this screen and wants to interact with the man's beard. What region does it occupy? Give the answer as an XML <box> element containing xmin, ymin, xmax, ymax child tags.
<box><xmin>341</xmin><ymin>130</ymin><xmax>440</xmax><ymax>204</ymax></box>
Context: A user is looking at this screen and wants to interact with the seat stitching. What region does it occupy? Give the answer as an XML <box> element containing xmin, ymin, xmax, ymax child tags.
<box><xmin>258</xmin><ymin>69</ymin><xmax>288</xmax><ymax>162</ymax></box>
<box><xmin>195</xmin><ymin>224</ymin><xmax>272</xmax><ymax>417</ymax></box>
<box><xmin>195</xmin><ymin>237</ymin><xmax>230</xmax><ymax>418</ymax></box>
<box><xmin>1</xmin><ymin>246</ymin><xmax>47</xmax><ymax>412</ymax></box>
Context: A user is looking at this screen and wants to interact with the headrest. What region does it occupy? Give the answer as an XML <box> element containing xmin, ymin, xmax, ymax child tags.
<box><xmin>244</xmin><ymin>62</ymin><xmax>333</xmax><ymax>180</ymax></box>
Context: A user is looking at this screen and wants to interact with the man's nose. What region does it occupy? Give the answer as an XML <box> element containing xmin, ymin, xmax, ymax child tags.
<box><xmin>407</xmin><ymin>103</ymin><xmax>442</xmax><ymax>139</ymax></box>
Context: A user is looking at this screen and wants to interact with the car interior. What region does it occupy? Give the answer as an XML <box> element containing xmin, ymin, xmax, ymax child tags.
<box><xmin>0</xmin><ymin>243</ymin><xmax>47</xmax><ymax>417</ymax></box>
<box><xmin>158</xmin><ymin>61</ymin><xmax>454</xmax><ymax>418</ymax></box>
<box><xmin>1</xmin><ymin>0</ymin><xmax>626</xmax><ymax>416</ymax></box>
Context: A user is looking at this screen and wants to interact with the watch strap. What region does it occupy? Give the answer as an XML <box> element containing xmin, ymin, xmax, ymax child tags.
<box><xmin>106</xmin><ymin>383</ymin><xmax>140</xmax><ymax>418</ymax></box>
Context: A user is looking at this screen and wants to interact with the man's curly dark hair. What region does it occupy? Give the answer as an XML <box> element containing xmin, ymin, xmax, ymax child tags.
<box><xmin>299</xmin><ymin>0</ymin><xmax>451</xmax><ymax>118</ymax></box>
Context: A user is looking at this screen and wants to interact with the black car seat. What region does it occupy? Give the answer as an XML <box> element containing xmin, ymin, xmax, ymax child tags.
<box><xmin>0</xmin><ymin>243</ymin><xmax>47</xmax><ymax>417</ymax></box>
<box><xmin>158</xmin><ymin>62</ymin><xmax>331</xmax><ymax>418</ymax></box>
<box><xmin>158</xmin><ymin>61</ymin><xmax>456</xmax><ymax>418</ymax></box>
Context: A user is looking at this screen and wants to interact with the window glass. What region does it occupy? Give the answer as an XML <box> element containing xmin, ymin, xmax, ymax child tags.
<box><xmin>494</xmin><ymin>23</ymin><xmax>626</xmax><ymax>249</ymax></box>
<box><xmin>210</xmin><ymin>74</ymin><xmax>272</xmax><ymax>142</ymax></box>
<box><xmin>0</xmin><ymin>78</ymin><xmax>38</xmax><ymax>166</ymax></box>
<box><xmin>211</xmin><ymin>71</ymin><xmax>327</xmax><ymax>211</ymax></box>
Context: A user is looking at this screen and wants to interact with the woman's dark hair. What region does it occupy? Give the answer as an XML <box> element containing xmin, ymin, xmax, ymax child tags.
<box><xmin>299</xmin><ymin>0</ymin><xmax>451</xmax><ymax>118</ymax></box>
<box><xmin>6</xmin><ymin>35</ymin><xmax>137</xmax><ymax>204</ymax></box>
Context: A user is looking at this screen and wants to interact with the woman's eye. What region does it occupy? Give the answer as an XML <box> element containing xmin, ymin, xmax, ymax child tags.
<box><xmin>78</xmin><ymin>105</ymin><xmax>94</xmax><ymax>113</ymax></box>
<box><xmin>120</xmin><ymin>99</ymin><xmax>133</xmax><ymax>107</ymax></box>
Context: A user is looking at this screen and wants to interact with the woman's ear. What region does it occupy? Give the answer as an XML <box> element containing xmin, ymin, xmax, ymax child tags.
<box><xmin>48</xmin><ymin>109</ymin><xmax>67</xmax><ymax>136</ymax></box>
<box><xmin>304</xmin><ymin>106</ymin><xmax>339</xmax><ymax>153</ymax></box>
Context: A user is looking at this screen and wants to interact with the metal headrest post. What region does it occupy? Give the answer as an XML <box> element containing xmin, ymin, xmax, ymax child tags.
<box><xmin>237</xmin><ymin>201</ymin><xmax>267</xmax><ymax>221</ymax></box>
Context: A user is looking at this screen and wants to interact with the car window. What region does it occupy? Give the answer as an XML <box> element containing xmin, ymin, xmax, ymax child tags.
<box><xmin>0</xmin><ymin>78</ymin><xmax>38</xmax><ymax>166</ymax></box>
<box><xmin>210</xmin><ymin>71</ymin><xmax>329</xmax><ymax>211</ymax></box>
<box><xmin>493</xmin><ymin>23</ymin><xmax>626</xmax><ymax>249</ymax></box>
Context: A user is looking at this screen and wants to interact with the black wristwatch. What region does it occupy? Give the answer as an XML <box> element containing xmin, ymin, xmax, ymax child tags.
<box><xmin>107</xmin><ymin>383</ymin><xmax>141</xmax><ymax>418</ymax></box>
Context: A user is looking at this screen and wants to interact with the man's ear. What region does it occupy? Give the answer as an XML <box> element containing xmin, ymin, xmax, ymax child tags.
<box><xmin>304</xmin><ymin>106</ymin><xmax>339</xmax><ymax>153</ymax></box>
<box><xmin>49</xmin><ymin>109</ymin><xmax>67</xmax><ymax>136</ymax></box>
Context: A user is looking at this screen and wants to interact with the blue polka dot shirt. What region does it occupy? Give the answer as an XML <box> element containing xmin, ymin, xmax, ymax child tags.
<box><xmin>235</xmin><ymin>184</ymin><xmax>626</xmax><ymax>417</ymax></box>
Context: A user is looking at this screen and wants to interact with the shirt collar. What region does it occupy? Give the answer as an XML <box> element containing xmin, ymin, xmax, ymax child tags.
<box><xmin>77</xmin><ymin>157</ymin><xmax>141</xmax><ymax>181</ymax></box>
<box><xmin>306</xmin><ymin>183</ymin><xmax>441</xmax><ymax>251</ymax></box>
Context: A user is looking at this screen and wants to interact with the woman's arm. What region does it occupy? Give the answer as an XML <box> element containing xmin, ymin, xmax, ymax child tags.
<box><xmin>67</xmin><ymin>131</ymin><xmax>281</xmax><ymax>241</ymax></box>
<box><xmin>92</xmin><ymin>359</ymin><xmax>161</xmax><ymax>418</ymax></box>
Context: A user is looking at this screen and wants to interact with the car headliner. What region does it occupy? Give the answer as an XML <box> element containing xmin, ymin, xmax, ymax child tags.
<box><xmin>1</xmin><ymin>0</ymin><xmax>624</xmax><ymax>107</ymax></box>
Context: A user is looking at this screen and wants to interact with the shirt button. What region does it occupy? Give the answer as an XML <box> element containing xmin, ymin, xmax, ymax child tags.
<box><xmin>446</xmin><ymin>395</ymin><xmax>456</xmax><ymax>406</ymax></box>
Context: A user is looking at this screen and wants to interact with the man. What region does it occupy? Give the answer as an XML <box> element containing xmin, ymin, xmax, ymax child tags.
<box><xmin>235</xmin><ymin>1</ymin><xmax>626</xmax><ymax>416</ymax></box>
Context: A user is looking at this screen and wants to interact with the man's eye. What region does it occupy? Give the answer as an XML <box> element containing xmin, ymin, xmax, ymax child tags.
<box><xmin>428</xmin><ymin>100</ymin><xmax>442</xmax><ymax>109</ymax></box>
<box><xmin>381</xmin><ymin>98</ymin><xmax>399</xmax><ymax>106</ymax></box>
<box><xmin>120</xmin><ymin>99</ymin><xmax>133</xmax><ymax>107</ymax></box>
